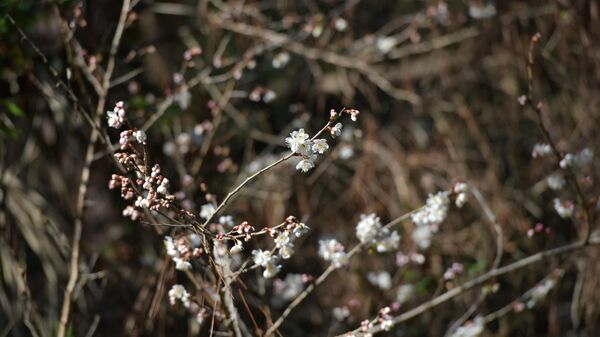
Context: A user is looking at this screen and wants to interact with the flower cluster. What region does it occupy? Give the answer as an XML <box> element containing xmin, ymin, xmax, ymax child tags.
<box><xmin>164</xmin><ymin>235</ymin><xmax>202</xmax><ymax>271</ymax></box>
<box><xmin>107</xmin><ymin>101</ymin><xmax>126</xmax><ymax>128</ymax></box>
<box><xmin>251</xmin><ymin>217</ymin><xmax>310</xmax><ymax>278</ymax></box>
<box><xmin>285</xmin><ymin>128</ymin><xmax>327</xmax><ymax>172</ymax></box>
<box><xmin>168</xmin><ymin>284</ymin><xmax>191</xmax><ymax>307</ymax></box>
<box><xmin>377</xmin><ymin>307</ymin><xmax>394</xmax><ymax>331</ymax></box>
<box><xmin>168</xmin><ymin>284</ymin><xmax>208</xmax><ymax>324</ymax></box>
<box><xmin>132</xmin><ymin>164</ymin><xmax>175</xmax><ymax>211</ymax></box>
<box><xmin>411</xmin><ymin>191</ymin><xmax>450</xmax><ymax>249</ymax></box>
<box><xmin>318</xmin><ymin>239</ymin><xmax>348</xmax><ymax>268</ymax></box>
<box><xmin>559</xmin><ymin>148</ymin><xmax>593</xmax><ymax>169</ymax></box>
<box><xmin>229</xmin><ymin>221</ymin><xmax>255</xmax><ymax>242</ymax></box>
<box><xmin>252</xmin><ymin>249</ymin><xmax>280</xmax><ymax>278</ymax></box>
<box><xmin>531</xmin><ymin>143</ymin><xmax>552</xmax><ymax>158</ymax></box>
<box><xmin>396</xmin><ymin>252</ymin><xmax>426</xmax><ymax>266</ymax></box>
<box><xmin>119</xmin><ymin>129</ymin><xmax>146</xmax><ymax>149</ymax></box>
<box><xmin>453</xmin><ymin>182</ymin><xmax>469</xmax><ymax>208</ymax></box>
<box><xmin>443</xmin><ymin>262</ymin><xmax>464</xmax><ymax>280</ymax></box>
<box><xmin>355</xmin><ymin>213</ymin><xmax>400</xmax><ymax>253</ymax></box>
<box><xmin>107</xmin><ymin>103</ymin><xmax>177</xmax><ymax>220</ymax></box>
<box><xmin>285</xmin><ymin>108</ymin><xmax>359</xmax><ymax>172</ymax></box>
<box><xmin>353</xmin><ymin>306</ymin><xmax>394</xmax><ymax>337</ymax></box>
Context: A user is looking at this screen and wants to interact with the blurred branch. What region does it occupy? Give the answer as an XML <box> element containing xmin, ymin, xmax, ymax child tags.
<box><xmin>210</xmin><ymin>15</ymin><xmax>421</xmax><ymax>105</ymax></box>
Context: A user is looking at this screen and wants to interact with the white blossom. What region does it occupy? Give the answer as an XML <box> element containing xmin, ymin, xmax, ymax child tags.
<box><xmin>295</xmin><ymin>141</ymin><xmax>313</xmax><ymax>157</ymax></box>
<box><xmin>376</xmin><ymin>36</ymin><xmax>397</xmax><ymax>53</ymax></box>
<box><xmin>312</xmin><ymin>139</ymin><xmax>329</xmax><ymax>154</ymax></box>
<box><xmin>532</xmin><ymin>143</ymin><xmax>552</xmax><ymax>158</ymax></box>
<box><xmin>292</xmin><ymin>222</ymin><xmax>310</xmax><ymax>237</ymax></box>
<box><xmin>412</xmin><ymin>225</ymin><xmax>433</xmax><ymax>249</ymax></box>
<box><xmin>134</xmin><ymin>130</ymin><xmax>147</xmax><ymax>144</ymax></box>
<box><xmin>296</xmin><ymin>157</ymin><xmax>315</xmax><ymax>173</ymax></box>
<box><xmin>174</xmin><ymin>88</ymin><xmax>191</xmax><ymax>109</ymax></box>
<box><xmin>375</xmin><ymin>230</ymin><xmax>400</xmax><ymax>253</ymax></box>
<box><xmin>396</xmin><ymin>284</ymin><xmax>414</xmax><ymax>305</ymax></box>
<box><xmin>263</xmin><ymin>90</ymin><xmax>277</xmax><ymax>103</ymax></box>
<box><xmin>334</xmin><ymin>18</ymin><xmax>348</xmax><ymax>32</ymax></box>
<box><xmin>553</xmin><ymin>198</ymin><xmax>574</xmax><ymax>218</ymax></box>
<box><xmin>367</xmin><ymin>271</ymin><xmax>392</xmax><ymax>290</ymax></box>
<box><xmin>219</xmin><ymin>215</ymin><xmax>235</xmax><ymax>227</ymax></box>
<box><xmin>338</xmin><ymin>144</ymin><xmax>354</xmax><ymax>159</ymax></box>
<box><xmin>173</xmin><ymin>257</ymin><xmax>192</xmax><ymax>271</ymax></box>
<box><xmin>199</xmin><ymin>203</ymin><xmax>216</xmax><ymax>220</ymax></box>
<box><xmin>547</xmin><ymin>174</ymin><xmax>565</xmax><ymax>190</ymax></box>
<box><xmin>272</xmin><ymin>52</ymin><xmax>290</xmax><ymax>69</ymax></box>
<box><xmin>453</xmin><ymin>183</ymin><xmax>469</xmax><ymax>208</ymax></box>
<box><xmin>330</xmin><ymin>123</ymin><xmax>342</xmax><ymax>137</ymax></box>
<box><xmin>230</xmin><ymin>242</ymin><xmax>243</xmax><ymax>254</ymax></box>
<box><xmin>278</xmin><ymin>244</ymin><xmax>294</xmax><ymax>259</ymax></box>
<box><xmin>275</xmin><ymin>231</ymin><xmax>295</xmax><ymax>259</ymax></box>
<box><xmin>263</xmin><ymin>259</ymin><xmax>281</xmax><ymax>278</ymax></box>
<box><xmin>527</xmin><ymin>278</ymin><xmax>556</xmax><ymax>308</ymax></box>
<box><xmin>252</xmin><ymin>249</ymin><xmax>272</xmax><ymax>267</ymax></box>
<box><xmin>356</xmin><ymin>213</ymin><xmax>382</xmax><ymax>244</ymax></box>
<box><xmin>332</xmin><ymin>306</ymin><xmax>351</xmax><ymax>321</ymax></box>
<box><xmin>285</xmin><ymin>129</ymin><xmax>310</xmax><ymax>153</ymax></box>
<box><xmin>455</xmin><ymin>193</ymin><xmax>468</xmax><ymax>208</ymax></box>
<box><xmin>164</xmin><ymin>236</ymin><xmax>178</xmax><ymax>257</ymax></box>
<box><xmin>560</xmin><ymin>148</ymin><xmax>594</xmax><ymax>168</ymax></box>
<box><xmin>411</xmin><ymin>191</ymin><xmax>450</xmax><ymax>228</ymax></box>
<box><xmin>107</xmin><ymin>101</ymin><xmax>126</xmax><ymax>128</ymax></box>
<box><xmin>168</xmin><ymin>284</ymin><xmax>191</xmax><ymax>308</ymax></box>
<box><xmin>318</xmin><ymin>239</ymin><xmax>348</xmax><ymax>268</ymax></box>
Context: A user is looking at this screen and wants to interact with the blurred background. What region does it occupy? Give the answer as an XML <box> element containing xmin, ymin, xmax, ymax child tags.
<box><xmin>1</xmin><ymin>0</ymin><xmax>599</xmax><ymax>336</ymax></box>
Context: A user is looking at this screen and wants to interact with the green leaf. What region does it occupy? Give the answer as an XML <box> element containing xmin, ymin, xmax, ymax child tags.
<box><xmin>3</xmin><ymin>100</ymin><xmax>25</xmax><ymax>117</ymax></box>
<box><xmin>414</xmin><ymin>276</ymin><xmax>435</xmax><ymax>295</ymax></box>
<box><xmin>468</xmin><ymin>260</ymin><xmax>488</xmax><ymax>277</ymax></box>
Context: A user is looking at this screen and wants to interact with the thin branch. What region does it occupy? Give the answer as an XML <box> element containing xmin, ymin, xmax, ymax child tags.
<box><xmin>201</xmin><ymin>116</ymin><xmax>340</xmax><ymax>227</ymax></box>
<box><xmin>524</xmin><ymin>32</ymin><xmax>593</xmax><ymax>243</ymax></box>
<box><xmin>341</xmin><ymin>239</ymin><xmax>597</xmax><ymax>336</ymax></box>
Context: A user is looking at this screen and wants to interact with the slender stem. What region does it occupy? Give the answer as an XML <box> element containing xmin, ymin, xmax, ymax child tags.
<box><xmin>201</xmin><ymin>117</ymin><xmax>339</xmax><ymax>227</ymax></box>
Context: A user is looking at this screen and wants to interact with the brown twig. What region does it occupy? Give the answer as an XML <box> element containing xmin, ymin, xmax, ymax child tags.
<box><xmin>56</xmin><ymin>1</ymin><xmax>131</xmax><ymax>336</ymax></box>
